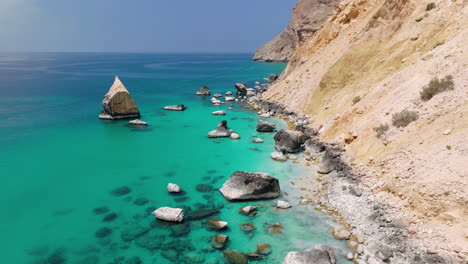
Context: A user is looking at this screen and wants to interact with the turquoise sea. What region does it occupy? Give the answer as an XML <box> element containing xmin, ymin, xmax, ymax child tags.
<box><xmin>0</xmin><ymin>53</ymin><xmax>347</xmax><ymax>264</ymax></box>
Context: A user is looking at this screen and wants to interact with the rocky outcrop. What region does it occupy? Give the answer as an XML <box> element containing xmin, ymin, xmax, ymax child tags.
<box><xmin>256</xmin><ymin>119</ymin><xmax>276</xmax><ymax>132</ymax></box>
<box><xmin>99</xmin><ymin>76</ymin><xmax>140</xmax><ymax>120</ymax></box>
<box><xmin>151</xmin><ymin>207</ymin><xmax>184</xmax><ymax>222</ymax></box>
<box><xmin>274</xmin><ymin>129</ymin><xmax>308</xmax><ymax>153</ymax></box>
<box><xmin>283</xmin><ymin>245</ymin><xmax>335</xmax><ymax>264</ymax></box>
<box><xmin>235</xmin><ymin>83</ymin><xmax>248</xmax><ymax>95</ymax></box>
<box><xmin>167</xmin><ymin>183</ymin><xmax>181</xmax><ymax>193</ymax></box>
<box><xmin>253</xmin><ymin>0</ymin><xmax>340</xmax><ymax>62</ymax></box>
<box><xmin>196</xmin><ymin>85</ymin><xmax>211</xmax><ymax>95</ymax></box>
<box><xmin>219</xmin><ymin>171</ymin><xmax>280</xmax><ymax>201</ymax></box>
<box><xmin>208</xmin><ymin>120</ymin><xmax>233</xmax><ymax>138</ymax></box>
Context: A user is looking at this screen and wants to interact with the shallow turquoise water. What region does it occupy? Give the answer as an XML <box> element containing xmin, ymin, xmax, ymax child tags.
<box><xmin>0</xmin><ymin>53</ymin><xmax>347</xmax><ymax>264</ymax></box>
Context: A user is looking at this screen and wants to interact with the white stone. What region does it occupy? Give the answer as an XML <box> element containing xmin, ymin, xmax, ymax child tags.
<box><xmin>276</xmin><ymin>200</ymin><xmax>292</xmax><ymax>209</ymax></box>
<box><xmin>129</xmin><ymin>119</ymin><xmax>147</xmax><ymax>126</ymax></box>
<box><xmin>443</xmin><ymin>128</ymin><xmax>452</xmax><ymax>135</ymax></box>
<box><xmin>347</xmin><ymin>252</ymin><xmax>354</xmax><ymax>260</ymax></box>
<box><xmin>225</xmin><ymin>96</ymin><xmax>235</xmax><ymax>101</ymax></box>
<box><xmin>259</xmin><ymin>113</ymin><xmax>271</xmax><ymax>118</ymax></box>
<box><xmin>212</xmin><ymin>110</ymin><xmax>226</xmax><ymax>116</ymax></box>
<box><xmin>252</xmin><ymin>138</ymin><xmax>264</xmax><ymax>143</ymax></box>
<box><xmin>230</xmin><ymin>133</ymin><xmax>240</xmax><ymax>140</ymax></box>
<box><xmin>151</xmin><ymin>207</ymin><xmax>184</xmax><ymax>222</ymax></box>
<box><xmin>167</xmin><ymin>183</ymin><xmax>181</xmax><ymax>193</ymax></box>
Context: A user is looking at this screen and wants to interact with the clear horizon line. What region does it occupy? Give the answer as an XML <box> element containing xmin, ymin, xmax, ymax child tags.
<box><xmin>0</xmin><ymin>51</ymin><xmax>256</xmax><ymax>55</ymax></box>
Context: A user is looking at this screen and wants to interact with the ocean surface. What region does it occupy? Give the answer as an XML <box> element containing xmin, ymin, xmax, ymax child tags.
<box><xmin>0</xmin><ymin>53</ymin><xmax>347</xmax><ymax>264</ymax></box>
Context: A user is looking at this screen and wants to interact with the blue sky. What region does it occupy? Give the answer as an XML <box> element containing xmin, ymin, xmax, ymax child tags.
<box><xmin>0</xmin><ymin>0</ymin><xmax>297</xmax><ymax>53</ymax></box>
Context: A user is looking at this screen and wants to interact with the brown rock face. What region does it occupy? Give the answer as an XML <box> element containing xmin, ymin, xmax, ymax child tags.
<box><xmin>253</xmin><ymin>0</ymin><xmax>340</xmax><ymax>62</ymax></box>
<box><xmin>99</xmin><ymin>76</ymin><xmax>140</xmax><ymax>120</ymax></box>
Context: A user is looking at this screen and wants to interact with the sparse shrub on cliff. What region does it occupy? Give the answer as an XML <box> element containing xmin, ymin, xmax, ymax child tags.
<box><xmin>352</xmin><ymin>96</ymin><xmax>361</xmax><ymax>105</ymax></box>
<box><xmin>426</xmin><ymin>3</ymin><xmax>436</xmax><ymax>11</ymax></box>
<box><xmin>420</xmin><ymin>75</ymin><xmax>454</xmax><ymax>101</ymax></box>
<box><xmin>433</xmin><ymin>41</ymin><xmax>445</xmax><ymax>49</ymax></box>
<box><xmin>392</xmin><ymin>110</ymin><xmax>418</xmax><ymax>128</ymax></box>
<box><xmin>373</xmin><ymin>123</ymin><xmax>389</xmax><ymax>138</ymax></box>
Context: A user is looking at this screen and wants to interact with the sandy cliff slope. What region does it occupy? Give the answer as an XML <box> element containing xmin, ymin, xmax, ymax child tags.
<box><xmin>262</xmin><ymin>0</ymin><xmax>468</xmax><ymax>259</ymax></box>
<box><xmin>253</xmin><ymin>0</ymin><xmax>340</xmax><ymax>62</ymax></box>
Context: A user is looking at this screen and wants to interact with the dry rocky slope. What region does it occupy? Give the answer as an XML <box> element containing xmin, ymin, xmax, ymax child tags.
<box><xmin>259</xmin><ymin>0</ymin><xmax>467</xmax><ymax>262</ymax></box>
<box><xmin>253</xmin><ymin>0</ymin><xmax>340</xmax><ymax>62</ymax></box>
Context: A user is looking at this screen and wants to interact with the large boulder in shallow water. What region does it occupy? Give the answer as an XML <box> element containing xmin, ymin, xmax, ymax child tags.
<box><xmin>99</xmin><ymin>76</ymin><xmax>140</xmax><ymax>120</ymax></box>
<box><xmin>274</xmin><ymin>129</ymin><xmax>308</xmax><ymax>153</ymax></box>
<box><xmin>196</xmin><ymin>85</ymin><xmax>211</xmax><ymax>95</ymax></box>
<box><xmin>163</xmin><ymin>104</ymin><xmax>187</xmax><ymax>111</ymax></box>
<box><xmin>256</xmin><ymin>119</ymin><xmax>276</xmax><ymax>132</ymax></box>
<box><xmin>283</xmin><ymin>245</ymin><xmax>336</xmax><ymax>264</ymax></box>
<box><xmin>151</xmin><ymin>207</ymin><xmax>184</xmax><ymax>222</ymax></box>
<box><xmin>235</xmin><ymin>83</ymin><xmax>248</xmax><ymax>95</ymax></box>
<box><xmin>208</xmin><ymin>120</ymin><xmax>233</xmax><ymax>138</ymax></box>
<box><xmin>220</xmin><ymin>171</ymin><xmax>280</xmax><ymax>201</ymax></box>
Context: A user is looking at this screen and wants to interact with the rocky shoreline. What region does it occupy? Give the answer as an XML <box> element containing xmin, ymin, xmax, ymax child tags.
<box><xmin>245</xmin><ymin>94</ymin><xmax>462</xmax><ymax>264</ymax></box>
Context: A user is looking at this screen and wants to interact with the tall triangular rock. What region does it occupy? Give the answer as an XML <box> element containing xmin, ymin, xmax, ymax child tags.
<box><xmin>99</xmin><ymin>76</ymin><xmax>141</xmax><ymax>120</ymax></box>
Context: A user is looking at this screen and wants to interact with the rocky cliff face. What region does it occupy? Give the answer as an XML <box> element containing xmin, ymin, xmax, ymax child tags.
<box><xmin>260</xmin><ymin>0</ymin><xmax>468</xmax><ymax>261</ymax></box>
<box><xmin>253</xmin><ymin>0</ymin><xmax>340</xmax><ymax>62</ymax></box>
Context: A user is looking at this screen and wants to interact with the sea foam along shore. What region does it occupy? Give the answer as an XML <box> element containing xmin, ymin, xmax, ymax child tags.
<box><xmin>246</xmin><ymin>95</ymin><xmax>462</xmax><ymax>264</ymax></box>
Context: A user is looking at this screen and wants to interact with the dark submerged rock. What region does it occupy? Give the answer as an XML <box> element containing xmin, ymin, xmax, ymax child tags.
<box><xmin>92</xmin><ymin>206</ymin><xmax>110</xmax><ymax>215</ymax></box>
<box><xmin>196</xmin><ymin>184</ymin><xmax>213</xmax><ymax>192</ymax></box>
<box><xmin>187</xmin><ymin>208</ymin><xmax>219</xmax><ymax>220</ymax></box>
<box><xmin>120</xmin><ymin>226</ymin><xmax>150</xmax><ymax>242</ymax></box>
<box><xmin>133</xmin><ymin>198</ymin><xmax>149</xmax><ymax>206</ymax></box>
<box><xmin>219</xmin><ymin>171</ymin><xmax>280</xmax><ymax>201</ymax></box>
<box><xmin>95</xmin><ymin>227</ymin><xmax>112</xmax><ymax>238</ymax></box>
<box><xmin>102</xmin><ymin>212</ymin><xmax>118</xmax><ymax>222</ymax></box>
<box><xmin>110</xmin><ymin>186</ymin><xmax>131</xmax><ymax>196</ymax></box>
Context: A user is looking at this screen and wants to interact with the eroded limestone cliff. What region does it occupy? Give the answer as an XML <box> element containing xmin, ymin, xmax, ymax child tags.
<box><xmin>253</xmin><ymin>0</ymin><xmax>340</xmax><ymax>62</ymax></box>
<box><xmin>260</xmin><ymin>0</ymin><xmax>467</xmax><ymax>261</ymax></box>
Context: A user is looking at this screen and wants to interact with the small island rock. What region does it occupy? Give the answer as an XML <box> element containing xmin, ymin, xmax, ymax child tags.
<box><xmin>211</xmin><ymin>234</ymin><xmax>229</xmax><ymax>249</ymax></box>
<box><xmin>220</xmin><ymin>171</ymin><xmax>280</xmax><ymax>201</ymax></box>
<box><xmin>212</xmin><ymin>110</ymin><xmax>226</xmax><ymax>116</ymax></box>
<box><xmin>235</xmin><ymin>83</ymin><xmax>248</xmax><ymax>95</ymax></box>
<box><xmin>276</xmin><ymin>200</ymin><xmax>292</xmax><ymax>209</ymax></box>
<box><xmin>196</xmin><ymin>86</ymin><xmax>211</xmax><ymax>95</ymax></box>
<box><xmin>99</xmin><ymin>76</ymin><xmax>140</xmax><ymax>120</ymax></box>
<box><xmin>208</xmin><ymin>120</ymin><xmax>233</xmax><ymax>138</ymax></box>
<box><xmin>230</xmin><ymin>133</ymin><xmax>240</xmax><ymax>140</ymax></box>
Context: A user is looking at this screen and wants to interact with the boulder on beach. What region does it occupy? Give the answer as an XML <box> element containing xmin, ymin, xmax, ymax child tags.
<box><xmin>274</xmin><ymin>129</ymin><xmax>308</xmax><ymax>153</ymax></box>
<box><xmin>129</xmin><ymin>119</ymin><xmax>147</xmax><ymax>126</ymax></box>
<box><xmin>256</xmin><ymin>119</ymin><xmax>276</xmax><ymax>132</ymax></box>
<box><xmin>99</xmin><ymin>76</ymin><xmax>140</xmax><ymax>120</ymax></box>
<box><xmin>219</xmin><ymin>171</ymin><xmax>280</xmax><ymax>201</ymax></box>
<box><xmin>167</xmin><ymin>183</ymin><xmax>181</xmax><ymax>193</ymax></box>
<box><xmin>163</xmin><ymin>104</ymin><xmax>187</xmax><ymax>111</ymax></box>
<box><xmin>331</xmin><ymin>226</ymin><xmax>350</xmax><ymax>240</ymax></box>
<box><xmin>223</xmin><ymin>249</ymin><xmax>248</xmax><ymax>264</ymax></box>
<box><xmin>196</xmin><ymin>86</ymin><xmax>211</xmax><ymax>95</ymax></box>
<box><xmin>212</xmin><ymin>110</ymin><xmax>226</xmax><ymax>116</ymax></box>
<box><xmin>276</xmin><ymin>200</ymin><xmax>292</xmax><ymax>209</ymax></box>
<box><xmin>235</xmin><ymin>83</ymin><xmax>248</xmax><ymax>95</ymax></box>
<box><xmin>151</xmin><ymin>207</ymin><xmax>184</xmax><ymax>222</ymax></box>
<box><xmin>208</xmin><ymin>120</ymin><xmax>233</xmax><ymax>138</ymax></box>
<box><xmin>283</xmin><ymin>245</ymin><xmax>336</xmax><ymax>264</ymax></box>
<box><xmin>270</xmin><ymin>151</ymin><xmax>288</xmax><ymax>162</ymax></box>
